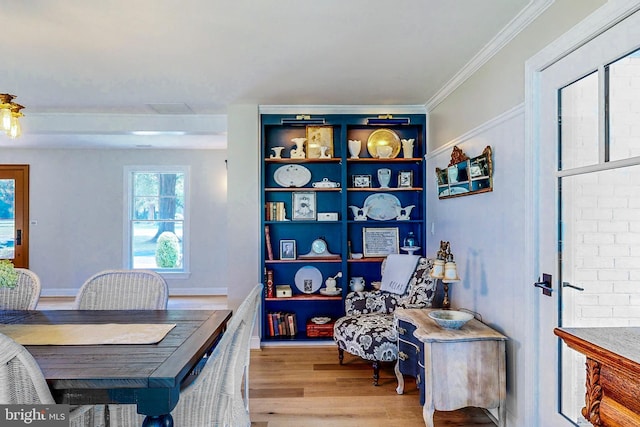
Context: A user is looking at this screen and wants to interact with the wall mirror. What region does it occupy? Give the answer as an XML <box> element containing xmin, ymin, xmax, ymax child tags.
<box><xmin>436</xmin><ymin>146</ymin><xmax>493</xmax><ymax>199</ymax></box>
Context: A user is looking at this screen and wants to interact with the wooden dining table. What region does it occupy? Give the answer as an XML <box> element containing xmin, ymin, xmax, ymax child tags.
<box><xmin>0</xmin><ymin>309</ymin><xmax>232</xmax><ymax>427</ymax></box>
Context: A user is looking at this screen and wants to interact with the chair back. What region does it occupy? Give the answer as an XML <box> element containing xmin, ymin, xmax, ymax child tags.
<box><xmin>0</xmin><ymin>268</ymin><xmax>42</xmax><ymax>310</ymax></box>
<box><xmin>107</xmin><ymin>284</ymin><xmax>263</xmax><ymax>427</ymax></box>
<box><xmin>74</xmin><ymin>269</ymin><xmax>168</xmax><ymax>310</ymax></box>
<box><xmin>0</xmin><ymin>332</ymin><xmax>55</xmax><ymax>404</ymax></box>
<box><xmin>174</xmin><ymin>283</ymin><xmax>262</xmax><ymax>427</ymax></box>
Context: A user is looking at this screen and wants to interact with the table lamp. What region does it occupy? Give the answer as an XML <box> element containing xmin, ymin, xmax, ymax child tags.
<box><xmin>430</xmin><ymin>241</ymin><xmax>460</xmax><ymax>309</ymax></box>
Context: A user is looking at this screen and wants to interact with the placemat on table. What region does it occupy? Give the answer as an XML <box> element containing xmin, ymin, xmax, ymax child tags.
<box><xmin>0</xmin><ymin>323</ymin><xmax>176</xmax><ymax>345</ymax></box>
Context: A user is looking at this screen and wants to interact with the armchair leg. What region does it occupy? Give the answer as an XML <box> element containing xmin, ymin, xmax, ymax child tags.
<box><xmin>338</xmin><ymin>348</ymin><xmax>344</xmax><ymax>365</ymax></box>
<box><xmin>372</xmin><ymin>361</ymin><xmax>380</xmax><ymax>386</ymax></box>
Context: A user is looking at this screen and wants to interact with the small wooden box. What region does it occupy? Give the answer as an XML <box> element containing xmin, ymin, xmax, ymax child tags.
<box><xmin>306</xmin><ymin>320</ymin><xmax>335</xmax><ymax>338</ymax></box>
<box><xmin>276</xmin><ymin>285</ymin><xmax>292</xmax><ymax>297</ymax></box>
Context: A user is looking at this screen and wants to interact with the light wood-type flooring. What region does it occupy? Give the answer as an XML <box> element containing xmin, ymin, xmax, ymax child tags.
<box><xmin>249</xmin><ymin>346</ymin><xmax>495</xmax><ymax>427</ymax></box>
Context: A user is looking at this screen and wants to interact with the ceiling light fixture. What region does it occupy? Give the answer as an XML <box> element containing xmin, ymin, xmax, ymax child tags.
<box><xmin>0</xmin><ymin>94</ymin><xmax>24</xmax><ymax>139</ymax></box>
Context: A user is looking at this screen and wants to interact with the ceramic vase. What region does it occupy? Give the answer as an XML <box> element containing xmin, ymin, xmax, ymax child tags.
<box><xmin>270</xmin><ymin>146</ymin><xmax>284</xmax><ymax>159</ymax></box>
<box><xmin>348</xmin><ymin>139</ymin><xmax>361</xmax><ymax>158</ymax></box>
<box><xmin>377</xmin><ymin>168</ymin><xmax>391</xmax><ymax>188</ymax></box>
<box><xmin>401</xmin><ymin>139</ymin><xmax>414</xmax><ymax>159</ymax></box>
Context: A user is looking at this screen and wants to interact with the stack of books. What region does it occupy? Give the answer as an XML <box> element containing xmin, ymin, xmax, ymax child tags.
<box><xmin>265</xmin><ymin>202</ymin><xmax>286</xmax><ymax>221</ymax></box>
<box><xmin>266</xmin><ymin>312</ymin><xmax>297</xmax><ymax>337</ymax></box>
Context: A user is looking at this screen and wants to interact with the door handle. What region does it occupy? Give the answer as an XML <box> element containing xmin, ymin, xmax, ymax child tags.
<box><xmin>16</xmin><ymin>229</ymin><xmax>22</xmax><ymax>246</ymax></box>
<box><xmin>533</xmin><ymin>273</ymin><xmax>553</xmax><ymax>296</ymax></box>
<box><xmin>562</xmin><ymin>282</ymin><xmax>584</xmax><ymax>291</ymax></box>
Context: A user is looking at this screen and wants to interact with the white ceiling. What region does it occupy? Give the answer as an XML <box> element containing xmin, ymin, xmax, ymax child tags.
<box><xmin>0</xmin><ymin>0</ymin><xmax>534</xmax><ymax>149</ymax></box>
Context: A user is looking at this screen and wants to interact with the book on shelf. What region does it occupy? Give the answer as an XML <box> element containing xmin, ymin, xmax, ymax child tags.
<box><xmin>265</xmin><ymin>202</ymin><xmax>286</xmax><ymax>221</ymax></box>
<box><xmin>266</xmin><ymin>312</ymin><xmax>297</xmax><ymax>337</ymax></box>
<box><xmin>264</xmin><ymin>225</ymin><xmax>274</xmax><ymax>260</ymax></box>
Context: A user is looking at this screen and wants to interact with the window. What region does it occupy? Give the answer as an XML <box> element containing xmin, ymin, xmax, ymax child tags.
<box><xmin>124</xmin><ymin>166</ymin><xmax>189</xmax><ymax>275</ymax></box>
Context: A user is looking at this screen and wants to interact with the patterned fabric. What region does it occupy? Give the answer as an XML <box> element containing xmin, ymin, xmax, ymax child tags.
<box><xmin>334</xmin><ymin>258</ymin><xmax>436</xmax><ymax>362</ymax></box>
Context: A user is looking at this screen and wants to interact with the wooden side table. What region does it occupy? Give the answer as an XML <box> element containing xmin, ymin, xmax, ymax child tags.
<box><xmin>395</xmin><ymin>308</ymin><xmax>507</xmax><ymax>427</ymax></box>
<box><xmin>555</xmin><ymin>327</ymin><xmax>640</xmax><ymax>426</ymax></box>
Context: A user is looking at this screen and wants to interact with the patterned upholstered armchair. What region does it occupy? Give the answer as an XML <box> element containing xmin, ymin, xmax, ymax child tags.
<box><xmin>333</xmin><ymin>257</ymin><xmax>436</xmax><ymax>385</ymax></box>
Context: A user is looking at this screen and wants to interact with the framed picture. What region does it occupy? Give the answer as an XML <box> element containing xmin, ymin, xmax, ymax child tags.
<box><xmin>352</xmin><ymin>174</ymin><xmax>372</xmax><ymax>188</ymax></box>
<box><xmin>362</xmin><ymin>227</ymin><xmax>399</xmax><ymax>257</ymax></box>
<box><xmin>279</xmin><ymin>239</ymin><xmax>296</xmax><ymax>260</ymax></box>
<box><xmin>306</xmin><ymin>126</ymin><xmax>334</xmax><ymax>159</ymax></box>
<box><xmin>398</xmin><ymin>171</ymin><xmax>413</xmax><ymax>188</ymax></box>
<box><xmin>292</xmin><ymin>191</ymin><xmax>316</xmax><ymax>220</ymax></box>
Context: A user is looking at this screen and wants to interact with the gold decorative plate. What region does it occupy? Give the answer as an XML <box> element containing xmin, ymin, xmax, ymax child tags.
<box><xmin>367</xmin><ymin>128</ymin><xmax>401</xmax><ymax>158</ymax></box>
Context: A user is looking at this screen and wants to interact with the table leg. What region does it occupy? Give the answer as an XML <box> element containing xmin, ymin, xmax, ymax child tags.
<box><xmin>422</xmin><ymin>402</ymin><xmax>435</xmax><ymax>427</ymax></box>
<box><xmin>395</xmin><ymin>361</ymin><xmax>405</xmax><ymax>394</ymax></box>
<box><xmin>142</xmin><ymin>414</ymin><xmax>173</xmax><ymax>427</ymax></box>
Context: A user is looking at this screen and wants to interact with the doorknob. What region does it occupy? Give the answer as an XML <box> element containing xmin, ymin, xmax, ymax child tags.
<box><xmin>562</xmin><ymin>282</ymin><xmax>584</xmax><ymax>291</ymax></box>
<box><xmin>533</xmin><ymin>273</ymin><xmax>553</xmax><ymax>297</ymax></box>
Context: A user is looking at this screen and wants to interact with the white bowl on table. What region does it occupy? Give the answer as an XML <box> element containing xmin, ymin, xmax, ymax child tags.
<box><xmin>428</xmin><ymin>310</ymin><xmax>474</xmax><ymax>330</ymax></box>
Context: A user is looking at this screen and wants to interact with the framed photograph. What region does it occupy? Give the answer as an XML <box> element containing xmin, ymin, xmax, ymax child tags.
<box><xmin>292</xmin><ymin>191</ymin><xmax>316</xmax><ymax>220</ymax></box>
<box><xmin>279</xmin><ymin>239</ymin><xmax>297</xmax><ymax>260</ymax></box>
<box><xmin>352</xmin><ymin>174</ymin><xmax>372</xmax><ymax>188</ymax></box>
<box><xmin>398</xmin><ymin>171</ymin><xmax>414</xmax><ymax>188</ymax></box>
<box><xmin>306</xmin><ymin>126</ymin><xmax>334</xmax><ymax>159</ymax></box>
<box><xmin>362</xmin><ymin>227</ymin><xmax>399</xmax><ymax>257</ymax></box>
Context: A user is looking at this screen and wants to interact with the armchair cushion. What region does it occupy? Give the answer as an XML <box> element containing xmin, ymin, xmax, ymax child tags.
<box><xmin>334</xmin><ymin>257</ymin><xmax>436</xmax><ymax>365</ymax></box>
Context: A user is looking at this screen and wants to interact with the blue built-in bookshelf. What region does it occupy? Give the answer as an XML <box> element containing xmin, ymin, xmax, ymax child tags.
<box><xmin>260</xmin><ymin>113</ymin><xmax>427</xmax><ymax>342</ymax></box>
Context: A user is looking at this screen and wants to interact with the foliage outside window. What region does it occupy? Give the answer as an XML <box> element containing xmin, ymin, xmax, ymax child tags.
<box><xmin>126</xmin><ymin>167</ymin><xmax>188</xmax><ymax>273</ymax></box>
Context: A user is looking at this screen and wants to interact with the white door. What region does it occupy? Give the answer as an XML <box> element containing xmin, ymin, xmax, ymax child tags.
<box><xmin>535</xmin><ymin>5</ymin><xmax>640</xmax><ymax>426</ymax></box>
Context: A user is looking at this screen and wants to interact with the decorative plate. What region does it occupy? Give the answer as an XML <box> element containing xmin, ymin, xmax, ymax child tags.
<box><xmin>319</xmin><ymin>287</ymin><xmax>342</xmax><ymax>296</ymax></box>
<box><xmin>294</xmin><ymin>266</ymin><xmax>323</xmax><ymax>294</ymax></box>
<box><xmin>274</xmin><ymin>164</ymin><xmax>312</xmax><ymax>188</ymax></box>
<box><xmin>364</xmin><ymin>193</ymin><xmax>401</xmax><ymax>221</ymax></box>
<box><xmin>311</xmin><ymin>316</ymin><xmax>332</xmax><ymax>324</ymax></box>
<box><xmin>366</xmin><ymin>128</ymin><xmax>401</xmax><ymax>158</ymax></box>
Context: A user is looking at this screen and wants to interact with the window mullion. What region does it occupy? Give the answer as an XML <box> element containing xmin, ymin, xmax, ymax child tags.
<box><xmin>599</xmin><ymin>64</ymin><xmax>608</xmax><ymax>163</ymax></box>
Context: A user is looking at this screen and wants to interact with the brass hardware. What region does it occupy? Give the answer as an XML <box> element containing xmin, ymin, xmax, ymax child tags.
<box><xmin>397</xmin><ymin>326</ymin><xmax>407</xmax><ymax>335</ymax></box>
<box><xmin>398</xmin><ymin>351</ymin><xmax>408</xmax><ymax>361</ymax></box>
<box><xmin>0</xmin><ymin>93</ymin><xmax>25</xmax><ymax>138</ymax></box>
<box><xmin>377</xmin><ymin>114</ymin><xmax>393</xmax><ymax>119</ymax></box>
<box><xmin>296</xmin><ymin>115</ymin><xmax>311</xmax><ymax>120</ymax></box>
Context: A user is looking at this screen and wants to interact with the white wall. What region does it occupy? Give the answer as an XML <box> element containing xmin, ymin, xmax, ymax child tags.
<box><xmin>226</xmin><ymin>104</ymin><xmax>261</xmax><ymax>313</ymax></box>
<box><xmin>426</xmin><ymin>1</ymin><xmax>606</xmax><ymax>425</ymax></box>
<box><xmin>2</xmin><ymin>148</ymin><xmax>228</xmax><ymax>295</ymax></box>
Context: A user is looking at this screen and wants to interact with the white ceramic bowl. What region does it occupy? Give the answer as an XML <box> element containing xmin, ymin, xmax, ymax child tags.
<box><xmin>428</xmin><ymin>310</ymin><xmax>474</xmax><ymax>330</ymax></box>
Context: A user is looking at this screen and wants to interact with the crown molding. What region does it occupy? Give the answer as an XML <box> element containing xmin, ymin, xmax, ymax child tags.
<box><xmin>424</xmin><ymin>0</ymin><xmax>555</xmax><ymax>112</ymax></box>
<box><xmin>258</xmin><ymin>104</ymin><xmax>427</xmax><ymax>115</ymax></box>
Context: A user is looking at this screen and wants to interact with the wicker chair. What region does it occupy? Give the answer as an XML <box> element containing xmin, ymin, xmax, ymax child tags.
<box><xmin>72</xmin><ymin>269</ymin><xmax>169</xmax><ymax>425</ymax></box>
<box><xmin>74</xmin><ymin>269</ymin><xmax>168</xmax><ymax>310</ymax></box>
<box><xmin>0</xmin><ymin>268</ymin><xmax>41</xmax><ymax>310</ymax></box>
<box><xmin>333</xmin><ymin>257</ymin><xmax>436</xmax><ymax>385</ymax></box>
<box><xmin>108</xmin><ymin>284</ymin><xmax>263</xmax><ymax>427</ymax></box>
<box><xmin>0</xmin><ymin>332</ymin><xmax>105</xmax><ymax>427</ymax></box>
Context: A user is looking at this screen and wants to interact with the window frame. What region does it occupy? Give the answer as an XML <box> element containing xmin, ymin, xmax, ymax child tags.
<box><xmin>123</xmin><ymin>165</ymin><xmax>190</xmax><ymax>278</ymax></box>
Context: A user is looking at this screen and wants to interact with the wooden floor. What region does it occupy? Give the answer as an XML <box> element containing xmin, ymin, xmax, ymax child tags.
<box><xmin>249</xmin><ymin>346</ymin><xmax>495</xmax><ymax>427</ymax></box>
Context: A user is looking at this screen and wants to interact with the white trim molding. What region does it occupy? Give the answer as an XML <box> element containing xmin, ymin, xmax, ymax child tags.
<box><xmin>258</xmin><ymin>104</ymin><xmax>427</xmax><ymax>115</ymax></box>
<box><xmin>425</xmin><ymin>0</ymin><xmax>555</xmax><ymax>112</ymax></box>
<box><xmin>426</xmin><ymin>103</ymin><xmax>524</xmax><ymax>159</ymax></box>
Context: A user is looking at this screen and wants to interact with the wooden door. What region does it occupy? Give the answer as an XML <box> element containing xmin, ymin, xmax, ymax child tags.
<box><xmin>0</xmin><ymin>164</ymin><xmax>29</xmax><ymax>267</ymax></box>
